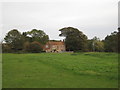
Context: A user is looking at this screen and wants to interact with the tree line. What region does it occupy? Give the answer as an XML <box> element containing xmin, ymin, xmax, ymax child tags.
<box><xmin>2</xmin><ymin>27</ymin><xmax>120</xmax><ymax>53</ymax></box>
<box><xmin>2</xmin><ymin>29</ymin><xmax>49</xmax><ymax>53</ymax></box>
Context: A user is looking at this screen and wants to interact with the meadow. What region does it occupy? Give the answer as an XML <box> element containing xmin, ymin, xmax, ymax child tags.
<box><xmin>2</xmin><ymin>52</ymin><xmax>118</xmax><ymax>88</ymax></box>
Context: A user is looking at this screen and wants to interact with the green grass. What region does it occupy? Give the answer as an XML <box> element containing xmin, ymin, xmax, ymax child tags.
<box><xmin>2</xmin><ymin>52</ymin><xmax>118</xmax><ymax>88</ymax></box>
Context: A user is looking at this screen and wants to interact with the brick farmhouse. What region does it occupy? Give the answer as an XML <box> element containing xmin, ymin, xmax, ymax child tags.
<box><xmin>43</xmin><ymin>41</ymin><xmax>66</xmax><ymax>52</ymax></box>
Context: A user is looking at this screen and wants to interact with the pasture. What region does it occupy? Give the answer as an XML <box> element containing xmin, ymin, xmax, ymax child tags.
<box><xmin>2</xmin><ymin>52</ymin><xmax>118</xmax><ymax>88</ymax></box>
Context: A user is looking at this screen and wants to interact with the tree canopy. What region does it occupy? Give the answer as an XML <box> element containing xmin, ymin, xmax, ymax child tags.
<box><xmin>2</xmin><ymin>27</ymin><xmax>119</xmax><ymax>53</ymax></box>
<box><xmin>4</xmin><ymin>29</ymin><xmax>49</xmax><ymax>53</ymax></box>
<box><xmin>59</xmin><ymin>27</ymin><xmax>88</xmax><ymax>51</ymax></box>
<box><xmin>104</xmin><ymin>31</ymin><xmax>118</xmax><ymax>52</ymax></box>
<box><xmin>4</xmin><ymin>29</ymin><xmax>24</xmax><ymax>51</ymax></box>
<box><xmin>26</xmin><ymin>29</ymin><xmax>49</xmax><ymax>45</ymax></box>
<box><xmin>87</xmin><ymin>36</ymin><xmax>104</xmax><ymax>52</ymax></box>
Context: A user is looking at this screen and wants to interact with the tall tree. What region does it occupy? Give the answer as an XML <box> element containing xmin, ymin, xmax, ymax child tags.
<box><xmin>104</xmin><ymin>31</ymin><xmax>118</xmax><ymax>52</ymax></box>
<box><xmin>59</xmin><ymin>27</ymin><xmax>88</xmax><ymax>51</ymax></box>
<box><xmin>4</xmin><ymin>29</ymin><xmax>24</xmax><ymax>51</ymax></box>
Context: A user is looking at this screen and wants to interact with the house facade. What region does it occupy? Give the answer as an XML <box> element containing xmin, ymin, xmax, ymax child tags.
<box><xmin>43</xmin><ymin>41</ymin><xmax>66</xmax><ymax>52</ymax></box>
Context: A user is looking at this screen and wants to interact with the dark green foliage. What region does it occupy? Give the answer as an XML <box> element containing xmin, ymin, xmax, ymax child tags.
<box><xmin>3</xmin><ymin>27</ymin><xmax>119</xmax><ymax>53</ymax></box>
<box><xmin>26</xmin><ymin>29</ymin><xmax>49</xmax><ymax>45</ymax></box>
<box><xmin>3</xmin><ymin>29</ymin><xmax>49</xmax><ymax>53</ymax></box>
<box><xmin>2</xmin><ymin>44</ymin><xmax>11</xmax><ymax>53</ymax></box>
<box><xmin>118</xmin><ymin>27</ymin><xmax>120</xmax><ymax>53</ymax></box>
<box><xmin>59</xmin><ymin>27</ymin><xmax>88</xmax><ymax>52</ymax></box>
<box><xmin>4</xmin><ymin>29</ymin><xmax>24</xmax><ymax>52</ymax></box>
<box><xmin>22</xmin><ymin>32</ymin><xmax>30</xmax><ymax>42</ymax></box>
<box><xmin>104</xmin><ymin>31</ymin><xmax>118</xmax><ymax>52</ymax></box>
<box><xmin>29</xmin><ymin>41</ymin><xmax>43</xmax><ymax>53</ymax></box>
<box><xmin>87</xmin><ymin>40</ymin><xmax>93</xmax><ymax>51</ymax></box>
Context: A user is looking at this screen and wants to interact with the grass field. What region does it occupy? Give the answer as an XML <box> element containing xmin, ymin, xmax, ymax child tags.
<box><xmin>2</xmin><ymin>52</ymin><xmax>118</xmax><ymax>88</ymax></box>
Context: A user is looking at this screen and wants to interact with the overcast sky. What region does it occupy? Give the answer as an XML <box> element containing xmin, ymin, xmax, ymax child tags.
<box><xmin>0</xmin><ymin>0</ymin><xmax>119</xmax><ymax>42</ymax></box>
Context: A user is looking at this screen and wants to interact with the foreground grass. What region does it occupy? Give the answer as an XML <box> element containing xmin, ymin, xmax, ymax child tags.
<box><xmin>2</xmin><ymin>52</ymin><xmax>118</xmax><ymax>88</ymax></box>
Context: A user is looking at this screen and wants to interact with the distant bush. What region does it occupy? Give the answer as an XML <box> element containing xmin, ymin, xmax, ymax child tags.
<box><xmin>2</xmin><ymin>44</ymin><xmax>11</xmax><ymax>53</ymax></box>
<box><xmin>29</xmin><ymin>41</ymin><xmax>43</xmax><ymax>53</ymax></box>
<box><xmin>23</xmin><ymin>42</ymin><xmax>31</xmax><ymax>52</ymax></box>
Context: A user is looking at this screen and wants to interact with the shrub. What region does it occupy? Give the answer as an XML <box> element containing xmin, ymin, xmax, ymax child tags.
<box><xmin>29</xmin><ymin>41</ymin><xmax>43</xmax><ymax>53</ymax></box>
<box><xmin>2</xmin><ymin>44</ymin><xmax>11</xmax><ymax>53</ymax></box>
<box><xmin>23</xmin><ymin>42</ymin><xmax>31</xmax><ymax>52</ymax></box>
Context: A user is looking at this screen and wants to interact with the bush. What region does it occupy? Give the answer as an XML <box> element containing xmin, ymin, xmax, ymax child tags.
<box><xmin>2</xmin><ymin>44</ymin><xmax>11</xmax><ymax>53</ymax></box>
<box><xmin>30</xmin><ymin>41</ymin><xmax>43</xmax><ymax>53</ymax></box>
<box><xmin>23</xmin><ymin>42</ymin><xmax>31</xmax><ymax>52</ymax></box>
